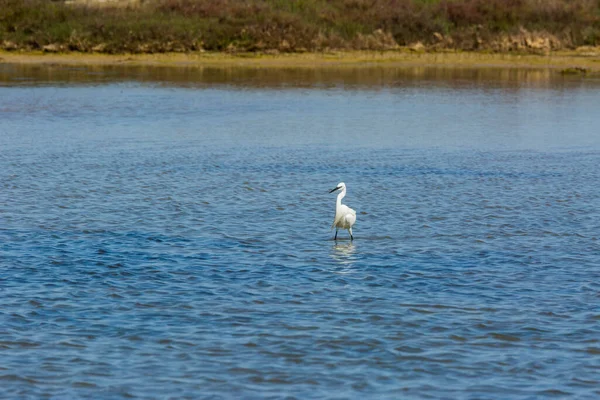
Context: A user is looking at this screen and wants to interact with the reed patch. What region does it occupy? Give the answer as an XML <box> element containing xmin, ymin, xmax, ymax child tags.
<box><xmin>1</xmin><ymin>0</ymin><xmax>599</xmax><ymax>53</ymax></box>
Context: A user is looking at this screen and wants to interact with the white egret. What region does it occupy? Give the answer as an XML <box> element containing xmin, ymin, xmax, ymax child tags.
<box><xmin>329</xmin><ymin>182</ymin><xmax>356</xmax><ymax>240</ymax></box>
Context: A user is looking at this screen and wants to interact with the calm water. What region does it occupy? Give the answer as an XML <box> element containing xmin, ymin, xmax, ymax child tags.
<box><xmin>1</xmin><ymin>64</ymin><xmax>600</xmax><ymax>399</ymax></box>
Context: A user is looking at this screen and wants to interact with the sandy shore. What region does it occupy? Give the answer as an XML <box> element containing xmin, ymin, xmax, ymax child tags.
<box><xmin>1</xmin><ymin>49</ymin><xmax>600</xmax><ymax>71</ymax></box>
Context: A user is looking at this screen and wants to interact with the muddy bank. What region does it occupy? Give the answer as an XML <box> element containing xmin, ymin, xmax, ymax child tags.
<box><xmin>1</xmin><ymin>50</ymin><xmax>600</xmax><ymax>73</ymax></box>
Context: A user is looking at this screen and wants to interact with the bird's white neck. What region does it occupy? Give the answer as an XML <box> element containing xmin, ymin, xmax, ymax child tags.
<box><xmin>336</xmin><ymin>188</ymin><xmax>346</xmax><ymax>208</ymax></box>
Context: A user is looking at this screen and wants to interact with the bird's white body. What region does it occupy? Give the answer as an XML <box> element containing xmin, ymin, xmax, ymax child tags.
<box><xmin>333</xmin><ymin>204</ymin><xmax>356</xmax><ymax>230</ymax></box>
<box><xmin>330</xmin><ymin>182</ymin><xmax>356</xmax><ymax>240</ymax></box>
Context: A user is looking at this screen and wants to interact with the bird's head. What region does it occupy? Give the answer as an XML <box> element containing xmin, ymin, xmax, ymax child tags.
<box><xmin>329</xmin><ymin>182</ymin><xmax>346</xmax><ymax>193</ymax></box>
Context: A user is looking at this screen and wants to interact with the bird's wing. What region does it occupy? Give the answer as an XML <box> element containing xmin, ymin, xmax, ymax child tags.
<box><xmin>343</xmin><ymin>206</ymin><xmax>356</xmax><ymax>226</ymax></box>
<box><xmin>346</xmin><ymin>211</ymin><xmax>356</xmax><ymax>223</ymax></box>
<box><xmin>339</xmin><ymin>205</ymin><xmax>354</xmax><ymax>215</ymax></box>
<box><xmin>332</xmin><ymin>205</ymin><xmax>356</xmax><ymax>228</ymax></box>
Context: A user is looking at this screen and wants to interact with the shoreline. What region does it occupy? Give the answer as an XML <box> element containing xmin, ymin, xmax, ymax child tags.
<box><xmin>1</xmin><ymin>49</ymin><xmax>600</xmax><ymax>71</ymax></box>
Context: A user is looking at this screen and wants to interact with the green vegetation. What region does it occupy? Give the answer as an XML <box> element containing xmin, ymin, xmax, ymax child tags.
<box><xmin>1</xmin><ymin>0</ymin><xmax>599</xmax><ymax>54</ymax></box>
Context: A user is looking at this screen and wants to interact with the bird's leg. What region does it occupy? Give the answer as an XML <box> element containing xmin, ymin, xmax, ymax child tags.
<box><xmin>334</xmin><ymin>228</ymin><xmax>338</xmax><ymax>240</ymax></box>
<box><xmin>349</xmin><ymin>228</ymin><xmax>353</xmax><ymax>241</ymax></box>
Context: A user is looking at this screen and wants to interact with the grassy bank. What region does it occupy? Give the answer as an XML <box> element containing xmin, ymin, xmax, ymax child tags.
<box><xmin>1</xmin><ymin>0</ymin><xmax>599</xmax><ymax>54</ymax></box>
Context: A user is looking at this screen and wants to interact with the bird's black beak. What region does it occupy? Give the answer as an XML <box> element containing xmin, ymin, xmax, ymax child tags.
<box><xmin>329</xmin><ymin>186</ymin><xmax>341</xmax><ymax>193</ymax></box>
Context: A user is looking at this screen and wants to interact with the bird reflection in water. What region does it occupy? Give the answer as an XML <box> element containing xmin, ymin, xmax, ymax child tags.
<box><xmin>330</xmin><ymin>242</ymin><xmax>357</xmax><ymax>273</ymax></box>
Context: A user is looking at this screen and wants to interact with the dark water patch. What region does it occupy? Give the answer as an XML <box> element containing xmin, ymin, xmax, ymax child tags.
<box><xmin>5</xmin><ymin>64</ymin><xmax>599</xmax><ymax>90</ymax></box>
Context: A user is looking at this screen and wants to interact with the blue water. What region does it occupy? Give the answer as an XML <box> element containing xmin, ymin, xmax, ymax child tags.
<box><xmin>1</xmin><ymin>65</ymin><xmax>600</xmax><ymax>399</ymax></box>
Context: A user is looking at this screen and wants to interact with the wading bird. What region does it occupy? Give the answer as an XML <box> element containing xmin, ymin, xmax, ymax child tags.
<box><xmin>329</xmin><ymin>182</ymin><xmax>356</xmax><ymax>240</ymax></box>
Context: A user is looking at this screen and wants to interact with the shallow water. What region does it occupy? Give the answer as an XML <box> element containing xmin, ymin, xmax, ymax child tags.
<box><xmin>1</xmin><ymin>64</ymin><xmax>600</xmax><ymax>399</ymax></box>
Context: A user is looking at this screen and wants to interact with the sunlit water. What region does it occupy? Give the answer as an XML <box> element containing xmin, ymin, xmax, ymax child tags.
<box><xmin>1</xmin><ymin>65</ymin><xmax>600</xmax><ymax>399</ymax></box>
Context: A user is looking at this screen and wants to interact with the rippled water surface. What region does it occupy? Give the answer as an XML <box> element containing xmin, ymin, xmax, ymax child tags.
<box><xmin>1</xmin><ymin>64</ymin><xmax>600</xmax><ymax>399</ymax></box>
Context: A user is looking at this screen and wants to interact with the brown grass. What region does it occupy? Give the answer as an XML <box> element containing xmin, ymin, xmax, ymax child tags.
<box><xmin>1</xmin><ymin>0</ymin><xmax>599</xmax><ymax>53</ymax></box>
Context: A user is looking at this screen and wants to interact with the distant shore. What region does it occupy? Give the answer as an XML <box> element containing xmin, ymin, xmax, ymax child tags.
<box><xmin>2</xmin><ymin>50</ymin><xmax>600</xmax><ymax>72</ymax></box>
